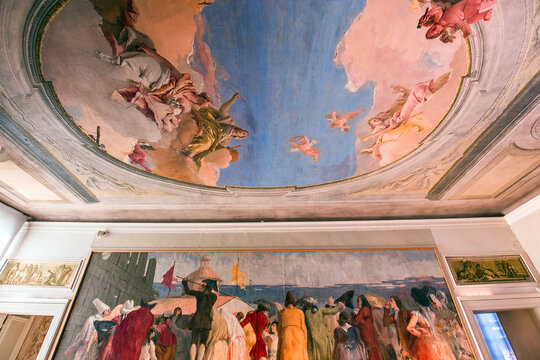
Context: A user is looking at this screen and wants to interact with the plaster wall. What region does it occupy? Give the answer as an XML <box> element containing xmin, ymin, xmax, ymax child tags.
<box><xmin>507</xmin><ymin>195</ymin><xmax>540</xmax><ymax>272</ymax></box>
<box><xmin>4</xmin><ymin>218</ymin><xmax>539</xmax><ymax>300</ymax></box>
<box><xmin>0</xmin><ymin>202</ymin><xmax>26</xmax><ymax>259</ymax></box>
<box><xmin>1</xmin><ymin>218</ymin><xmax>539</xmax><ymax>359</ymax></box>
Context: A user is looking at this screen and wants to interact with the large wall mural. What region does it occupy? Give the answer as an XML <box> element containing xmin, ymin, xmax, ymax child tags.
<box><xmin>54</xmin><ymin>249</ymin><xmax>475</xmax><ymax>360</ymax></box>
<box><xmin>41</xmin><ymin>0</ymin><xmax>480</xmax><ymax>187</ymax></box>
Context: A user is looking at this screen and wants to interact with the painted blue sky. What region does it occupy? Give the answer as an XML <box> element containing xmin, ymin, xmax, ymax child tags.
<box><xmin>149</xmin><ymin>249</ymin><xmax>443</xmax><ymax>287</ymax></box>
<box><xmin>198</xmin><ymin>0</ymin><xmax>372</xmax><ymax>187</ymax></box>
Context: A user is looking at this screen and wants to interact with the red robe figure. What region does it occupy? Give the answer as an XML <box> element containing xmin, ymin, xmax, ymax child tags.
<box><xmin>111</xmin><ymin>301</ymin><xmax>156</xmax><ymax>360</ymax></box>
<box><xmin>155</xmin><ymin>315</ymin><xmax>177</xmax><ymax>360</ymax></box>
<box><xmin>352</xmin><ymin>295</ymin><xmax>381</xmax><ymax>360</ymax></box>
<box><xmin>97</xmin><ymin>300</ymin><xmax>138</xmax><ymax>360</ymax></box>
<box><xmin>418</xmin><ymin>0</ymin><xmax>497</xmax><ymax>40</ymax></box>
<box><xmin>129</xmin><ymin>143</ymin><xmax>152</xmax><ymax>172</ymax></box>
<box><xmin>240</xmin><ymin>304</ymin><xmax>269</xmax><ymax>360</ymax></box>
<box><xmin>95</xmin><ymin>316</ymin><xmax>121</xmax><ymax>360</ymax></box>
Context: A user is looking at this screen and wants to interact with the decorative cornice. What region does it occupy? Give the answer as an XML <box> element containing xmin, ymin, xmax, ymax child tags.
<box><xmin>0</xmin><ymin>110</ymin><xmax>98</xmax><ymax>203</ymax></box>
<box><xmin>20</xmin><ymin>217</ymin><xmax>508</xmax><ymax>234</ymax></box>
<box><xmin>428</xmin><ymin>74</ymin><xmax>540</xmax><ymax>200</ymax></box>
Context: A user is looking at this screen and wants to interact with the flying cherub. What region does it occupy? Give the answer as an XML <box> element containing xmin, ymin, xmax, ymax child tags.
<box><xmin>325</xmin><ymin>108</ymin><xmax>366</xmax><ymax>132</ymax></box>
<box><xmin>290</xmin><ymin>135</ymin><xmax>321</xmax><ymax>161</ymax></box>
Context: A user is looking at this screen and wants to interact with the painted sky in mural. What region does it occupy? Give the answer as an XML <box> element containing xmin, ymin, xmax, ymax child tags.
<box><xmin>151</xmin><ymin>250</ymin><xmax>444</xmax><ymax>288</ymax></box>
<box><xmin>42</xmin><ymin>0</ymin><xmax>474</xmax><ymax>187</ymax></box>
<box><xmin>148</xmin><ymin>250</ymin><xmax>457</xmax><ymax>311</ymax></box>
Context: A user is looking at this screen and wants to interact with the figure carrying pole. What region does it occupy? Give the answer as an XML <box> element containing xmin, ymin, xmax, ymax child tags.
<box><xmin>181</xmin><ymin>278</ymin><xmax>218</xmax><ymax>360</ymax></box>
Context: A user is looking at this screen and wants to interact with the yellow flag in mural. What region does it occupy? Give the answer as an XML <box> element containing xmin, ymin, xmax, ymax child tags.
<box><xmin>231</xmin><ymin>260</ymin><xmax>246</xmax><ymax>289</ymax></box>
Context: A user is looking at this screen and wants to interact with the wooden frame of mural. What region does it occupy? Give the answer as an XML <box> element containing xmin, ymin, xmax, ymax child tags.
<box><xmin>447</xmin><ymin>255</ymin><xmax>535</xmax><ymax>285</ymax></box>
<box><xmin>51</xmin><ymin>248</ymin><xmax>476</xmax><ymax>360</ymax></box>
<box><xmin>0</xmin><ymin>259</ymin><xmax>82</xmax><ymax>289</ymax></box>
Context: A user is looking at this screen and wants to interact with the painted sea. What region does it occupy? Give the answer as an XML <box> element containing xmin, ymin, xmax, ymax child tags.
<box><xmin>153</xmin><ymin>276</ymin><xmax>452</xmax><ymax>311</ymax></box>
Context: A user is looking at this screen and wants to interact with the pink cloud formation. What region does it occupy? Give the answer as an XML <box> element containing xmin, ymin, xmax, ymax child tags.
<box><xmin>334</xmin><ymin>0</ymin><xmax>463</xmax><ymax>119</ymax></box>
<box><xmin>334</xmin><ymin>0</ymin><xmax>469</xmax><ymax>171</ymax></box>
<box><xmin>198</xmin><ymin>148</ymin><xmax>234</xmax><ymax>186</ymax></box>
<box><xmin>190</xmin><ymin>13</ymin><xmax>221</xmax><ymax>104</ymax></box>
<box><xmin>135</xmin><ymin>0</ymin><xmax>200</xmax><ymax>68</ymax></box>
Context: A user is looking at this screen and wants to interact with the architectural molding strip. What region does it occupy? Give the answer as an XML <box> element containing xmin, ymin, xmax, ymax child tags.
<box><xmin>0</xmin><ymin>111</ymin><xmax>98</xmax><ymax>203</ymax></box>
<box><xmin>428</xmin><ymin>74</ymin><xmax>540</xmax><ymax>200</ymax></box>
<box><xmin>20</xmin><ymin>216</ymin><xmax>509</xmax><ymax>234</ymax></box>
<box><xmin>451</xmin><ymin>144</ymin><xmax>540</xmax><ymax>200</ymax></box>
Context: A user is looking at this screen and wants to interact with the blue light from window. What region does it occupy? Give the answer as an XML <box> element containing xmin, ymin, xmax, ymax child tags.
<box><xmin>475</xmin><ymin>312</ymin><xmax>517</xmax><ymax>360</ymax></box>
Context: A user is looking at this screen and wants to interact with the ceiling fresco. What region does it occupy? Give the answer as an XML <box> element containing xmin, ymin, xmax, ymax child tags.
<box><xmin>41</xmin><ymin>0</ymin><xmax>470</xmax><ymax>187</ymax></box>
<box><xmin>0</xmin><ymin>0</ymin><xmax>538</xmax><ymax>221</ymax></box>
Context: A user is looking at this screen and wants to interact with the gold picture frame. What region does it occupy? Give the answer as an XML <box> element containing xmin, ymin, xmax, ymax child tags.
<box><xmin>0</xmin><ymin>260</ymin><xmax>82</xmax><ymax>289</ymax></box>
<box><xmin>447</xmin><ymin>255</ymin><xmax>535</xmax><ymax>285</ymax></box>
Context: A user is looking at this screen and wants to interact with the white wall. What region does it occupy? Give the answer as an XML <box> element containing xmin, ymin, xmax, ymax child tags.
<box><xmin>506</xmin><ymin>195</ymin><xmax>540</xmax><ymax>271</ymax></box>
<box><xmin>0</xmin><ymin>202</ymin><xmax>26</xmax><ymax>260</ymax></box>
<box><xmin>1</xmin><ymin>218</ymin><xmax>539</xmax><ymax>360</ymax></box>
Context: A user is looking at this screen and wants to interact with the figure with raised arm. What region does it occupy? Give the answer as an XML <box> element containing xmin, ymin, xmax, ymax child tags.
<box><xmin>181</xmin><ymin>279</ymin><xmax>218</xmax><ymax>360</ymax></box>
<box><xmin>360</xmin><ymin>73</ymin><xmax>450</xmax><ymax>166</ymax></box>
<box><xmin>181</xmin><ymin>92</ymin><xmax>249</xmax><ymax>168</ymax></box>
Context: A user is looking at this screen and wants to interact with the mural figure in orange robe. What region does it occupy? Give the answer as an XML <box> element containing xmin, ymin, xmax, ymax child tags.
<box><xmin>277</xmin><ymin>291</ymin><xmax>309</xmax><ymax>360</ymax></box>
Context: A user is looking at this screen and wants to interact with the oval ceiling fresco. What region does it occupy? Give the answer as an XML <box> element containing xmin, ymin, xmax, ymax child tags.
<box><xmin>41</xmin><ymin>0</ymin><xmax>477</xmax><ymax>187</ymax></box>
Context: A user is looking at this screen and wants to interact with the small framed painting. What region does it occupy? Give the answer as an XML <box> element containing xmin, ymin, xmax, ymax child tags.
<box><xmin>447</xmin><ymin>255</ymin><xmax>535</xmax><ymax>285</ymax></box>
<box><xmin>0</xmin><ymin>260</ymin><xmax>81</xmax><ymax>288</ymax></box>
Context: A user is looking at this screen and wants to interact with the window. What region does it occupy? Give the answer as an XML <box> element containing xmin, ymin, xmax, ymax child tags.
<box><xmin>475</xmin><ymin>312</ymin><xmax>517</xmax><ymax>360</ymax></box>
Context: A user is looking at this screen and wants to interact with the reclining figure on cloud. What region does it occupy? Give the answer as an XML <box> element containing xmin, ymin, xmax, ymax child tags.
<box><xmin>361</xmin><ymin>73</ymin><xmax>450</xmax><ymax>166</ymax></box>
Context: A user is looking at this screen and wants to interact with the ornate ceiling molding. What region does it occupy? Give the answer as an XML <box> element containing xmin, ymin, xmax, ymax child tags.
<box><xmin>0</xmin><ymin>109</ymin><xmax>97</xmax><ymax>202</ymax></box>
<box><xmin>429</xmin><ymin>74</ymin><xmax>540</xmax><ymax>200</ymax></box>
<box><xmin>0</xmin><ymin>0</ymin><xmax>537</xmax><ymax>220</ymax></box>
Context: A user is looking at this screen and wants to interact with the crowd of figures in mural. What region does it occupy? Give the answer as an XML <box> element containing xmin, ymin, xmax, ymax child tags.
<box><xmin>41</xmin><ymin>0</ymin><xmax>498</xmax><ymax>187</ymax></box>
<box><xmin>57</xmin><ymin>250</ymin><xmax>474</xmax><ymax>360</ymax></box>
